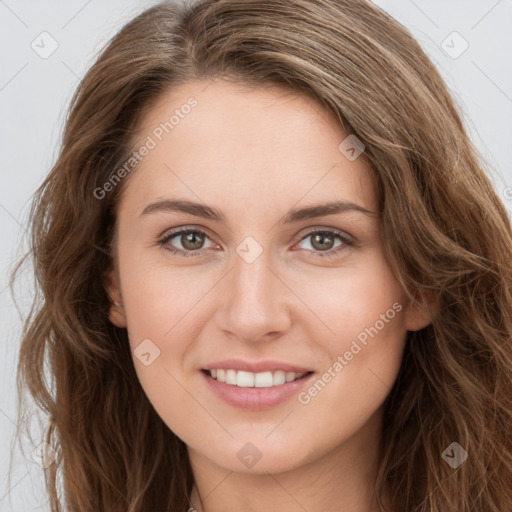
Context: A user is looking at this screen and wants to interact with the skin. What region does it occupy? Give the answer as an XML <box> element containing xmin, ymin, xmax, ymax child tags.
<box><xmin>105</xmin><ymin>79</ymin><xmax>431</xmax><ymax>512</ymax></box>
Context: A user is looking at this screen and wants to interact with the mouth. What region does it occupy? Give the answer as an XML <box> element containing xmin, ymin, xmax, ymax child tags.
<box><xmin>201</xmin><ymin>368</ymin><xmax>314</xmax><ymax>388</ymax></box>
<box><xmin>200</xmin><ymin>368</ymin><xmax>315</xmax><ymax>410</ymax></box>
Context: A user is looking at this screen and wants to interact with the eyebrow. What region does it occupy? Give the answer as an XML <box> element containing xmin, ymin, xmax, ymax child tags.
<box><xmin>140</xmin><ymin>199</ymin><xmax>378</xmax><ymax>224</ymax></box>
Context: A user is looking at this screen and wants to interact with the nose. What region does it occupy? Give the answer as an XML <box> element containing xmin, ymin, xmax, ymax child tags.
<box><xmin>215</xmin><ymin>248</ymin><xmax>293</xmax><ymax>344</ymax></box>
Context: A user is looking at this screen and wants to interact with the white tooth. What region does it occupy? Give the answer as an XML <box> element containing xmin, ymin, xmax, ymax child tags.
<box><xmin>226</xmin><ymin>369</ymin><xmax>237</xmax><ymax>385</ymax></box>
<box><xmin>285</xmin><ymin>372</ymin><xmax>296</xmax><ymax>382</ymax></box>
<box><xmin>254</xmin><ymin>371</ymin><xmax>274</xmax><ymax>388</ymax></box>
<box><xmin>211</xmin><ymin>369</ymin><xmax>307</xmax><ymax>387</ymax></box>
<box><xmin>272</xmin><ymin>370</ymin><xmax>286</xmax><ymax>386</ymax></box>
<box><xmin>237</xmin><ymin>371</ymin><xmax>255</xmax><ymax>387</ymax></box>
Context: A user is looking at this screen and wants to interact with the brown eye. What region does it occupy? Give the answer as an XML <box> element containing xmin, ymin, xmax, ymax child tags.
<box><xmin>309</xmin><ymin>232</ymin><xmax>336</xmax><ymax>251</ymax></box>
<box><xmin>180</xmin><ymin>231</ymin><xmax>206</xmax><ymax>250</ymax></box>
<box><xmin>296</xmin><ymin>229</ymin><xmax>354</xmax><ymax>258</ymax></box>
<box><xmin>158</xmin><ymin>228</ymin><xmax>215</xmax><ymax>256</ymax></box>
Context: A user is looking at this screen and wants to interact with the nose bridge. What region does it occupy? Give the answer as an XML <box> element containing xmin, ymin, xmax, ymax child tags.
<box><xmin>217</xmin><ymin>241</ymin><xmax>290</xmax><ymax>341</ymax></box>
<box><xmin>230</xmin><ymin>246</ymin><xmax>276</xmax><ymax>314</ymax></box>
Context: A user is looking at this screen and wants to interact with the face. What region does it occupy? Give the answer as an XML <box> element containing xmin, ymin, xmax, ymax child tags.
<box><xmin>105</xmin><ymin>79</ymin><xmax>430</xmax><ymax>475</ymax></box>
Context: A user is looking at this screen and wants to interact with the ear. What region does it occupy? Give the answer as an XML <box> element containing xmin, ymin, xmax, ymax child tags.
<box><xmin>104</xmin><ymin>267</ymin><xmax>127</xmax><ymax>328</ymax></box>
<box><xmin>403</xmin><ymin>290</ymin><xmax>436</xmax><ymax>332</ymax></box>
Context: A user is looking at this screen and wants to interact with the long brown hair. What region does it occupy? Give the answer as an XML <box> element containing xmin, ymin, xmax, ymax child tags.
<box><xmin>8</xmin><ymin>0</ymin><xmax>512</xmax><ymax>510</ymax></box>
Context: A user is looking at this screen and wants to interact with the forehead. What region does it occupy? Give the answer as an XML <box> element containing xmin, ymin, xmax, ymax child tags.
<box><xmin>120</xmin><ymin>79</ymin><xmax>377</xmax><ymax>216</ymax></box>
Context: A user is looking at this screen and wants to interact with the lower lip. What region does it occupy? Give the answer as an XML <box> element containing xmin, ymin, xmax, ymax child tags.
<box><xmin>201</xmin><ymin>370</ymin><xmax>315</xmax><ymax>410</ymax></box>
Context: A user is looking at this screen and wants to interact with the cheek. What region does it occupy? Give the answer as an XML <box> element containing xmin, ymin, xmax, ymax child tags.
<box><xmin>295</xmin><ymin>256</ymin><xmax>406</xmax><ymax>351</ymax></box>
<box><xmin>118</xmin><ymin>256</ymin><xmax>221</xmax><ymax>413</ymax></box>
<box><xmin>293</xmin><ymin>253</ymin><xmax>408</xmax><ymax>403</ymax></box>
<box><xmin>119</xmin><ymin>246</ymin><xmax>212</xmax><ymax>337</ymax></box>
<box><xmin>294</xmin><ymin>277</ymin><xmax>407</xmax><ymax>452</ymax></box>
<box><xmin>118</xmin><ymin>260</ymin><xmax>207</xmax><ymax>423</ymax></box>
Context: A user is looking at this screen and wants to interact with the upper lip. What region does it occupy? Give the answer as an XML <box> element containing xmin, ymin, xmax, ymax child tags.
<box><xmin>202</xmin><ymin>359</ymin><xmax>313</xmax><ymax>374</ymax></box>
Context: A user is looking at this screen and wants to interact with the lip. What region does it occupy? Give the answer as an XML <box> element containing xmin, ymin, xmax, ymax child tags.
<box><xmin>202</xmin><ymin>359</ymin><xmax>313</xmax><ymax>374</ymax></box>
<box><xmin>201</xmin><ymin>369</ymin><xmax>315</xmax><ymax>410</ymax></box>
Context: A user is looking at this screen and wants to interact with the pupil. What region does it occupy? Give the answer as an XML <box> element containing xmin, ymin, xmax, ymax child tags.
<box><xmin>183</xmin><ymin>232</ymin><xmax>203</xmax><ymax>250</ymax></box>
<box><xmin>312</xmin><ymin>233</ymin><xmax>333</xmax><ymax>250</ymax></box>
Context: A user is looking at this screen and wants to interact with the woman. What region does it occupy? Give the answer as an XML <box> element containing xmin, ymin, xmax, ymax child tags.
<box><xmin>9</xmin><ymin>0</ymin><xmax>512</xmax><ymax>510</ymax></box>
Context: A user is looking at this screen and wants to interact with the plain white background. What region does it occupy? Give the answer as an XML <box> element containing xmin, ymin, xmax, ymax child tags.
<box><xmin>1</xmin><ymin>1</ymin><xmax>511</xmax><ymax>510</ymax></box>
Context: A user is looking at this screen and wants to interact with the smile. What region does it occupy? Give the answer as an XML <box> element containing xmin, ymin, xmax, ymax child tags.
<box><xmin>201</xmin><ymin>369</ymin><xmax>315</xmax><ymax>410</ymax></box>
<box><xmin>206</xmin><ymin>369</ymin><xmax>309</xmax><ymax>387</ymax></box>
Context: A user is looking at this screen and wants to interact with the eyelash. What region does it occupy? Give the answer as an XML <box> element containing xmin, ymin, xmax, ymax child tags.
<box><xmin>157</xmin><ymin>226</ymin><xmax>354</xmax><ymax>259</ymax></box>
